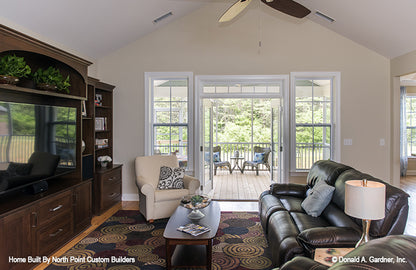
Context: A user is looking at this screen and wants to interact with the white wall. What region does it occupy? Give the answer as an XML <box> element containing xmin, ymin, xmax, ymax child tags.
<box><xmin>96</xmin><ymin>3</ymin><xmax>391</xmax><ymax>200</ymax></box>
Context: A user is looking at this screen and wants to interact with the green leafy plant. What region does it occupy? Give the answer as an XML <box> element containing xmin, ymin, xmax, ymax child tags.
<box><xmin>32</xmin><ymin>66</ymin><xmax>71</xmax><ymax>93</ymax></box>
<box><xmin>0</xmin><ymin>54</ymin><xmax>31</xmax><ymax>78</ymax></box>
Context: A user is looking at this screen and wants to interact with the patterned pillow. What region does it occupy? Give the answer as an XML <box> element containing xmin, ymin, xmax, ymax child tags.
<box><xmin>157</xmin><ymin>166</ymin><xmax>185</xmax><ymax>190</ymax></box>
<box><xmin>253</xmin><ymin>152</ymin><xmax>265</xmax><ymax>163</ymax></box>
<box><xmin>213</xmin><ymin>152</ymin><xmax>221</xmax><ymax>162</ymax></box>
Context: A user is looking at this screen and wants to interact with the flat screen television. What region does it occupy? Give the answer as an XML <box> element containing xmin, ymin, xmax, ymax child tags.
<box><xmin>0</xmin><ymin>101</ymin><xmax>77</xmax><ymax>195</ymax></box>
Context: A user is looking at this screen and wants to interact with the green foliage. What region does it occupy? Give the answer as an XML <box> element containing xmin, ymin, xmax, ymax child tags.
<box><xmin>0</xmin><ymin>54</ymin><xmax>31</xmax><ymax>78</ymax></box>
<box><xmin>33</xmin><ymin>67</ymin><xmax>71</xmax><ymax>93</ymax></box>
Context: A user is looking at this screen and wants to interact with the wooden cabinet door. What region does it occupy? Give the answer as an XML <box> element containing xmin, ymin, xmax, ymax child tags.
<box><xmin>73</xmin><ymin>180</ymin><xmax>92</xmax><ymax>233</ymax></box>
<box><xmin>0</xmin><ymin>206</ymin><xmax>36</xmax><ymax>270</ymax></box>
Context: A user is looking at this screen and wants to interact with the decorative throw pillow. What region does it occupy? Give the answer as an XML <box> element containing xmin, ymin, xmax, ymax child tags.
<box><xmin>157</xmin><ymin>166</ymin><xmax>185</xmax><ymax>190</ymax></box>
<box><xmin>301</xmin><ymin>180</ymin><xmax>335</xmax><ymax>217</ymax></box>
<box><xmin>253</xmin><ymin>152</ymin><xmax>265</xmax><ymax>163</ymax></box>
<box><xmin>213</xmin><ymin>152</ymin><xmax>220</xmax><ymax>162</ymax></box>
<box><xmin>7</xmin><ymin>162</ymin><xmax>33</xmax><ymax>177</ymax></box>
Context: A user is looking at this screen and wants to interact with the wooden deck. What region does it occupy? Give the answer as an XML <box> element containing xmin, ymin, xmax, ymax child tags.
<box><xmin>210</xmin><ymin>169</ymin><xmax>271</xmax><ymax>200</ymax></box>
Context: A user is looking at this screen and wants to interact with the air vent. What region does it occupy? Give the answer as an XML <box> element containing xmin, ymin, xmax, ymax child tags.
<box><xmin>314</xmin><ymin>10</ymin><xmax>335</xmax><ymax>23</ymax></box>
<box><xmin>153</xmin><ymin>12</ymin><xmax>173</xmax><ymax>24</ymax></box>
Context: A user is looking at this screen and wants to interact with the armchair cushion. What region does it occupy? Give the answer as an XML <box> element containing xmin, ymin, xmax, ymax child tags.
<box><xmin>302</xmin><ymin>180</ymin><xmax>335</xmax><ymax>217</ymax></box>
<box><xmin>157</xmin><ymin>166</ymin><xmax>184</xmax><ymax>189</ymax></box>
<box><xmin>213</xmin><ymin>152</ymin><xmax>220</xmax><ymax>162</ymax></box>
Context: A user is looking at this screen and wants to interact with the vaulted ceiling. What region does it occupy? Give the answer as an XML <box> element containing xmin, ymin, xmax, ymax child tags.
<box><xmin>0</xmin><ymin>0</ymin><xmax>415</xmax><ymax>60</ymax></box>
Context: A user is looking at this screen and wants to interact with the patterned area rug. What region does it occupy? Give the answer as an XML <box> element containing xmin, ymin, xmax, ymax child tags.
<box><xmin>45</xmin><ymin>210</ymin><xmax>272</xmax><ymax>270</ymax></box>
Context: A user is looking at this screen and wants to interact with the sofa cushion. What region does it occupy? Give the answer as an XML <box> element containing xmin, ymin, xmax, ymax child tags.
<box><xmin>290</xmin><ymin>212</ymin><xmax>330</xmax><ymax>232</ymax></box>
<box><xmin>301</xmin><ymin>180</ymin><xmax>335</xmax><ymax>217</ymax></box>
<box><xmin>331</xmin><ymin>169</ymin><xmax>363</xmax><ymax>211</ymax></box>
<box><xmin>307</xmin><ymin>160</ymin><xmax>351</xmax><ymax>186</ymax></box>
<box><xmin>157</xmin><ymin>166</ymin><xmax>185</xmax><ymax>189</ymax></box>
<box><xmin>297</xmin><ymin>227</ymin><xmax>360</xmax><ymax>252</ymax></box>
<box><xmin>154</xmin><ymin>188</ymin><xmax>189</xmax><ymax>202</ymax></box>
<box><xmin>321</xmin><ymin>204</ymin><xmax>361</xmax><ymax>230</ymax></box>
<box><xmin>279</xmin><ymin>196</ymin><xmax>304</xmax><ymax>212</ymax></box>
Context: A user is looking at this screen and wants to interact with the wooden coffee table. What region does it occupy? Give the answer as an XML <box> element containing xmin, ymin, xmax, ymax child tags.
<box><xmin>163</xmin><ymin>201</ymin><xmax>220</xmax><ymax>269</ymax></box>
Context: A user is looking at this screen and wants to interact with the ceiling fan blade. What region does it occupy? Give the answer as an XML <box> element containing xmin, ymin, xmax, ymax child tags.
<box><xmin>261</xmin><ymin>0</ymin><xmax>311</xmax><ymax>18</ymax></box>
<box><xmin>219</xmin><ymin>0</ymin><xmax>253</xmax><ymax>23</ymax></box>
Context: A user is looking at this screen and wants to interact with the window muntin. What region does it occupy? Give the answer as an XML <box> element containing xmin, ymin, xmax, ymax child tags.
<box><xmin>406</xmin><ymin>96</ymin><xmax>416</xmax><ymax>156</ymax></box>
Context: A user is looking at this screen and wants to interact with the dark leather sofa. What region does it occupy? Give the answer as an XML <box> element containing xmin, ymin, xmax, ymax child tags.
<box><xmin>259</xmin><ymin>160</ymin><xmax>409</xmax><ymax>267</ymax></box>
<box><xmin>279</xmin><ymin>235</ymin><xmax>416</xmax><ymax>270</ymax></box>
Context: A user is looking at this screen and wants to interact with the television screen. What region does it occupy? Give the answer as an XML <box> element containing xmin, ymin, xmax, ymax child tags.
<box><xmin>0</xmin><ymin>101</ymin><xmax>77</xmax><ymax>193</ymax></box>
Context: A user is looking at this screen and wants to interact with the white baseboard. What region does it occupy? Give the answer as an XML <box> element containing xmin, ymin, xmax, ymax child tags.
<box><xmin>122</xmin><ymin>193</ymin><xmax>139</xmax><ymax>201</ymax></box>
<box><xmin>406</xmin><ymin>170</ymin><xmax>416</xmax><ymax>176</ymax></box>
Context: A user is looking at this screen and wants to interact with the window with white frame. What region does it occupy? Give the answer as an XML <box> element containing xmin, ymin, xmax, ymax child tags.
<box><xmin>145</xmin><ymin>72</ymin><xmax>193</xmax><ymax>170</ymax></box>
<box><xmin>291</xmin><ymin>73</ymin><xmax>339</xmax><ymax>171</ymax></box>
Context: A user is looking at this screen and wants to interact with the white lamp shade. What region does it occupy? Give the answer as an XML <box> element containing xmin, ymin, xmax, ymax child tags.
<box><xmin>345</xmin><ymin>180</ymin><xmax>386</xmax><ymax>220</ymax></box>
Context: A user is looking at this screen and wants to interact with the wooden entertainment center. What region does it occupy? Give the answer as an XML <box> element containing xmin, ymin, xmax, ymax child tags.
<box><xmin>0</xmin><ymin>25</ymin><xmax>122</xmax><ymax>270</ymax></box>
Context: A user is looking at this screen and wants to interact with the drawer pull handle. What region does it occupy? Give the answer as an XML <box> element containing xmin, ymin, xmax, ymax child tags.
<box><xmin>31</xmin><ymin>212</ymin><xmax>38</xmax><ymax>228</ymax></box>
<box><xmin>108</xmin><ymin>177</ymin><xmax>114</xmax><ymax>181</ymax></box>
<box><xmin>50</xmin><ymin>205</ymin><xmax>63</xmax><ymax>212</ymax></box>
<box><xmin>49</xmin><ymin>229</ymin><xmax>63</xmax><ymax>237</ymax></box>
<box><xmin>109</xmin><ymin>193</ymin><xmax>118</xmax><ymax>198</ymax></box>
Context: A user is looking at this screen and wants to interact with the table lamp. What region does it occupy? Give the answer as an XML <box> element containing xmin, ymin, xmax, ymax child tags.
<box><xmin>344</xmin><ymin>179</ymin><xmax>385</xmax><ymax>247</ymax></box>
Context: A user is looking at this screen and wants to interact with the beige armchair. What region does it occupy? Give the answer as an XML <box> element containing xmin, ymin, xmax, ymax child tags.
<box><xmin>134</xmin><ymin>155</ymin><xmax>200</xmax><ymax>222</ymax></box>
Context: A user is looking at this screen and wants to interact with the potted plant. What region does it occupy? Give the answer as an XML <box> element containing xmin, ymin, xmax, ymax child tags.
<box><xmin>97</xmin><ymin>155</ymin><xmax>112</xmax><ymax>168</ymax></box>
<box><xmin>32</xmin><ymin>66</ymin><xmax>70</xmax><ymax>93</ymax></box>
<box><xmin>0</xmin><ymin>54</ymin><xmax>31</xmax><ymax>85</ymax></box>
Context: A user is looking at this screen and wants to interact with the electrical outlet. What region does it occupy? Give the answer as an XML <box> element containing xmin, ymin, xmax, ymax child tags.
<box><xmin>380</xmin><ymin>139</ymin><xmax>385</xmax><ymax>146</ymax></box>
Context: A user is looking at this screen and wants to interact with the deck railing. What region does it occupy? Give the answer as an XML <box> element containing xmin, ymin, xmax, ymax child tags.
<box><xmin>153</xmin><ymin>141</ymin><xmax>331</xmax><ymax>171</ymax></box>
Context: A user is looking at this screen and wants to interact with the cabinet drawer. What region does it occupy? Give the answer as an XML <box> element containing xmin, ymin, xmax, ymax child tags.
<box><xmin>38</xmin><ymin>190</ymin><xmax>72</xmax><ymax>224</ymax></box>
<box><xmin>102</xmin><ymin>180</ymin><xmax>121</xmax><ymax>210</ymax></box>
<box><xmin>100</xmin><ymin>169</ymin><xmax>122</xmax><ymax>185</ymax></box>
<box><xmin>37</xmin><ymin>215</ymin><xmax>73</xmax><ymax>256</ymax></box>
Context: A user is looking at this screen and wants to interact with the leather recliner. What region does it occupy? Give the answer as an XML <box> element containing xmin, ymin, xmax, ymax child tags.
<box><xmin>279</xmin><ymin>235</ymin><xmax>416</xmax><ymax>270</ymax></box>
<box><xmin>259</xmin><ymin>160</ymin><xmax>409</xmax><ymax>267</ymax></box>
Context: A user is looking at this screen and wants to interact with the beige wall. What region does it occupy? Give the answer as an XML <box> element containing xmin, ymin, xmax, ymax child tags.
<box><xmin>96</xmin><ymin>3</ymin><xmax>391</xmax><ymax>200</ymax></box>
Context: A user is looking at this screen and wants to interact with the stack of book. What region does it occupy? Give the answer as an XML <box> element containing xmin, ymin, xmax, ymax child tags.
<box><xmin>95</xmin><ymin>117</ymin><xmax>107</xmax><ymax>131</ymax></box>
<box><xmin>177</xmin><ymin>223</ymin><xmax>210</xmax><ymax>236</ymax></box>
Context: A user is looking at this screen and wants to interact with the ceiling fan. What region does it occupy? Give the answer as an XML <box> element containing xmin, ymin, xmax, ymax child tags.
<box><xmin>219</xmin><ymin>0</ymin><xmax>311</xmax><ymax>22</ymax></box>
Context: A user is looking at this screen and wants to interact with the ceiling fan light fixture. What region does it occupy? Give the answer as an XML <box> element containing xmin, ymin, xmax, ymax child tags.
<box><xmin>314</xmin><ymin>10</ymin><xmax>335</xmax><ymax>23</ymax></box>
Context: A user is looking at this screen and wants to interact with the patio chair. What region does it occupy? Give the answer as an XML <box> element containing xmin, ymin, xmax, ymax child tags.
<box><xmin>213</xmin><ymin>146</ymin><xmax>232</xmax><ymax>175</ymax></box>
<box><xmin>242</xmin><ymin>146</ymin><xmax>271</xmax><ymax>176</ymax></box>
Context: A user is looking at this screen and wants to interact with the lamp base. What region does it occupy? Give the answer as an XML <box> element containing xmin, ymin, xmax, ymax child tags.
<box><xmin>356</xmin><ymin>219</ymin><xmax>371</xmax><ymax>248</ymax></box>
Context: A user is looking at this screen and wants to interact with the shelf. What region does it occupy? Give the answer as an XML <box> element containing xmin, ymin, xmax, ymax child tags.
<box><xmin>82</xmin><ymin>117</ymin><xmax>93</xmax><ymax>120</ymax></box>
<box><xmin>95</xmin><ymin>105</ymin><xmax>112</xmax><ymax>109</ymax></box>
<box><xmin>0</xmin><ymin>83</ymin><xmax>85</xmax><ymax>101</ymax></box>
<box><xmin>95</xmin><ymin>146</ymin><xmax>112</xmax><ymax>151</ymax></box>
<box><xmin>95</xmin><ymin>130</ymin><xmax>111</xmax><ymax>133</ymax></box>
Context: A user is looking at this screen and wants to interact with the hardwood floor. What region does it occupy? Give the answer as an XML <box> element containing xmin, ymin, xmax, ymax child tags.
<box><xmin>211</xmin><ymin>170</ymin><xmax>271</xmax><ymax>200</ymax></box>
<box><xmin>401</xmin><ymin>176</ymin><xmax>416</xmax><ymax>236</ymax></box>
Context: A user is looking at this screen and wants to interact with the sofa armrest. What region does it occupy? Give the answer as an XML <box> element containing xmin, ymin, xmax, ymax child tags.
<box><xmin>279</xmin><ymin>256</ymin><xmax>328</xmax><ymax>270</ymax></box>
<box><xmin>270</xmin><ymin>183</ymin><xmax>308</xmax><ymax>198</ymax></box>
<box><xmin>297</xmin><ymin>227</ymin><xmax>360</xmax><ymax>254</ymax></box>
<box><xmin>183</xmin><ymin>175</ymin><xmax>200</xmax><ymax>194</ymax></box>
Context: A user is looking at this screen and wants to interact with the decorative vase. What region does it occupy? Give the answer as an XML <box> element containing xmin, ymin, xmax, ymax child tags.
<box><xmin>36</xmin><ymin>83</ymin><xmax>57</xmax><ymax>91</ymax></box>
<box><xmin>0</xmin><ymin>75</ymin><xmax>19</xmax><ymax>85</ymax></box>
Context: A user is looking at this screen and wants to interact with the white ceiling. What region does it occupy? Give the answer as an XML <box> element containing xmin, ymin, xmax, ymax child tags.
<box><xmin>0</xmin><ymin>0</ymin><xmax>416</xmax><ymax>60</ymax></box>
